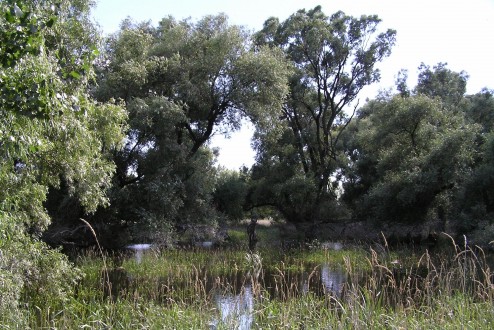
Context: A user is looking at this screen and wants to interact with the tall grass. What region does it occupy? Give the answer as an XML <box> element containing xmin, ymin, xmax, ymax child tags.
<box><xmin>13</xmin><ymin>234</ymin><xmax>494</xmax><ymax>329</ymax></box>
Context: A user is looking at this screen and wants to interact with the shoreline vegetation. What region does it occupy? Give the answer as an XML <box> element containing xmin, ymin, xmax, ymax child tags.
<box><xmin>8</xmin><ymin>222</ymin><xmax>494</xmax><ymax>329</ymax></box>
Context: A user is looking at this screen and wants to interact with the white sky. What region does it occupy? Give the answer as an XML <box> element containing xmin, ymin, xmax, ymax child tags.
<box><xmin>93</xmin><ymin>0</ymin><xmax>494</xmax><ymax>170</ymax></box>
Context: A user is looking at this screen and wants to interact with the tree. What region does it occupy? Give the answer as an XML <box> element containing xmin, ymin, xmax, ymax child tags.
<box><xmin>213</xmin><ymin>168</ymin><xmax>249</xmax><ymax>221</ymax></box>
<box><xmin>454</xmin><ymin>89</ymin><xmax>494</xmax><ymax>242</ymax></box>
<box><xmin>248</xmin><ymin>6</ymin><xmax>396</xmax><ymax>229</ymax></box>
<box><xmin>90</xmin><ymin>14</ymin><xmax>290</xmax><ymax>242</ymax></box>
<box><xmin>464</xmin><ymin>88</ymin><xmax>494</xmax><ymax>133</ymax></box>
<box><xmin>341</xmin><ymin>64</ymin><xmax>486</xmax><ymax>236</ymax></box>
<box><xmin>348</xmin><ymin>95</ymin><xmax>478</xmax><ymax>225</ymax></box>
<box><xmin>97</xmin><ymin>14</ymin><xmax>289</xmax><ymax>155</ymax></box>
<box><xmin>415</xmin><ymin>62</ymin><xmax>468</xmax><ymax>107</ymax></box>
<box><xmin>0</xmin><ymin>0</ymin><xmax>126</xmax><ymax>322</ymax></box>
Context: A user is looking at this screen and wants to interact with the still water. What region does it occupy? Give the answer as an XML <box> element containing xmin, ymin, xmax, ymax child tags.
<box><xmin>211</xmin><ymin>285</ymin><xmax>254</xmax><ymax>330</ymax></box>
<box><xmin>209</xmin><ymin>264</ymin><xmax>346</xmax><ymax>329</ymax></box>
<box><xmin>126</xmin><ymin>244</ymin><xmax>152</xmax><ymax>264</ymax></box>
<box><xmin>118</xmin><ymin>244</ymin><xmax>347</xmax><ymax>330</ymax></box>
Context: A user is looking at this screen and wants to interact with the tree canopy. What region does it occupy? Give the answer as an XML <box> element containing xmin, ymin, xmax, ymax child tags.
<box><xmin>341</xmin><ymin>63</ymin><xmax>494</xmax><ymax>242</ymax></box>
<box><xmin>248</xmin><ymin>6</ymin><xmax>396</xmax><ymax>229</ymax></box>
<box><xmin>77</xmin><ymin>13</ymin><xmax>291</xmax><ymax>243</ymax></box>
<box><xmin>0</xmin><ymin>0</ymin><xmax>126</xmax><ymax>322</ymax></box>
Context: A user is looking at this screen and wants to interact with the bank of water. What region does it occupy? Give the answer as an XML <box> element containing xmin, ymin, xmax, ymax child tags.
<box><xmin>68</xmin><ymin>237</ymin><xmax>494</xmax><ymax>329</ymax></box>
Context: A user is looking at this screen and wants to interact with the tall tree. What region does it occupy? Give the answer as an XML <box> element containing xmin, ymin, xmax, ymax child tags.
<box><xmin>345</xmin><ymin>95</ymin><xmax>478</xmax><ymax>225</ymax></box>
<box><xmin>90</xmin><ymin>15</ymin><xmax>290</xmax><ymax>241</ymax></box>
<box><xmin>249</xmin><ymin>6</ymin><xmax>396</xmax><ymax>228</ymax></box>
<box><xmin>97</xmin><ymin>14</ymin><xmax>289</xmax><ymax>156</ymax></box>
<box><xmin>455</xmin><ymin>89</ymin><xmax>494</xmax><ymax>241</ymax></box>
<box><xmin>415</xmin><ymin>62</ymin><xmax>468</xmax><ymax>107</ymax></box>
<box><xmin>0</xmin><ymin>0</ymin><xmax>126</xmax><ymax>322</ymax></box>
<box><xmin>464</xmin><ymin>88</ymin><xmax>494</xmax><ymax>133</ymax></box>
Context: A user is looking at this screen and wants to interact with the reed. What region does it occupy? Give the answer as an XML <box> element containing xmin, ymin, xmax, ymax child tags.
<box><xmin>17</xmin><ymin>234</ymin><xmax>494</xmax><ymax>329</ymax></box>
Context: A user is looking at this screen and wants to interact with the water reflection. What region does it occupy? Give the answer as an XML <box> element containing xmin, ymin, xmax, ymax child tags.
<box><xmin>126</xmin><ymin>243</ymin><xmax>152</xmax><ymax>264</ymax></box>
<box><xmin>320</xmin><ymin>264</ymin><xmax>346</xmax><ymax>297</ymax></box>
<box><xmin>211</xmin><ymin>285</ymin><xmax>254</xmax><ymax>330</ymax></box>
<box><xmin>110</xmin><ymin>249</ymin><xmax>348</xmax><ymax>329</ymax></box>
<box><xmin>209</xmin><ymin>266</ymin><xmax>346</xmax><ymax>329</ymax></box>
<box><xmin>321</xmin><ymin>241</ymin><xmax>343</xmax><ymax>251</ymax></box>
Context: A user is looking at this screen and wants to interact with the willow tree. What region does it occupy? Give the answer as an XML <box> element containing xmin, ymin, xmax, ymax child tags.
<box><xmin>249</xmin><ymin>6</ymin><xmax>396</xmax><ymax>228</ymax></box>
<box><xmin>345</xmin><ymin>95</ymin><xmax>478</xmax><ymax>225</ymax></box>
<box><xmin>0</xmin><ymin>0</ymin><xmax>126</xmax><ymax>323</ymax></box>
<box><xmin>92</xmin><ymin>14</ymin><xmax>290</xmax><ymax>241</ymax></box>
<box><xmin>341</xmin><ymin>64</ymin><xmax>488</xmax><ymax>240</ymax></box>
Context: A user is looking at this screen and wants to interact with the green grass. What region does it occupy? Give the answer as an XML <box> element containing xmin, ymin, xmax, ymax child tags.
<box><xmin>7</xmin><ymin>227</ymin><xmax>494</xmax><ymax>329</ymax></box>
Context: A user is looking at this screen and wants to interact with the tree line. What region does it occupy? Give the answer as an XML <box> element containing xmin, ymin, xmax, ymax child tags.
<box><xmin>45</xmin><ymin>4</ymin><xmax>398</xmax><ymax>247</ymax></box>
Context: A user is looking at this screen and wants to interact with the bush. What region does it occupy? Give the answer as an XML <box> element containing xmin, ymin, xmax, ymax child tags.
<box><xmin>0</xmin><ymin>214</ymin><xmax>81</xmax><ymax>325</ymax></box>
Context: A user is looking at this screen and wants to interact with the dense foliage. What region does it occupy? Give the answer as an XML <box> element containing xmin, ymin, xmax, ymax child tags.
<box><xmin>341</xmin><ymin>63</ymin><xmax>494</xmax><ymax>243</ymax></box>
<box><xmin>0</xmin><ymin>0</ymin><xmax>126</xmax><ymax>323</ymax></box>
<box><xmin>248</xmin><ymin>6</ymin><xmax>396</xmax><ymax>231</ymax></box>
<box><xmin>72</xmin><ymin>13</ymin><xmax>290</xmax><ymax>245</ymax></box>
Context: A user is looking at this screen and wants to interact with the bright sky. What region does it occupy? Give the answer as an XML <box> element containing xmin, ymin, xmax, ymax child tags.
<box><xmin>93</xmin><ymin>0</ymin><xmax>494</xmax><ymax>170</ymax></box>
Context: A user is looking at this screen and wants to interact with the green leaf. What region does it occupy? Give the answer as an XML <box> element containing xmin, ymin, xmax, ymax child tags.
<box><xmin>69</xmin><ymin>71</ymin><xmax>81</xmax><ymax>79</ymax></box>
<box><xmin>91</xmin><ymin>47</ymin><xmax>100</xmax><ymax>57</ymax></box>
<box><xmin>5</xmin><ymin>11</ymin><xmax>15</xmax><ymax>23</ymax></box>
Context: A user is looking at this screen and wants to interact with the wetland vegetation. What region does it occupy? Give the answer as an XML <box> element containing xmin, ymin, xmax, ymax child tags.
<box><xmin>8</xmin><ymin>222</ymin><xmax>494</xmax><ymax>329</ymax></box>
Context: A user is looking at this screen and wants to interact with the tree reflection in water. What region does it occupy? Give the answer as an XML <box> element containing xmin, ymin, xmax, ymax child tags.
<box><xmin>212</xmin><ymin>285</ymin><xmax>253</xmax><ymax>330</ymax></box>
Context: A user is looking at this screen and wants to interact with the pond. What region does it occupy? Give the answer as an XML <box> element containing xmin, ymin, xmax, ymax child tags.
<box><xmin>212</xmin><ymin>285</ymin><xmax>254</xmax><ymax>330</ymax></box>
<box><xmin>106</xmin><ymin>245</ymin><xmax>348</xmax><ymax>330</ymax></box>
<box><xmin>76</xmin><ymin>235</ymin><xmax>494</xmax><ymax>329</ymax></box>
<box><xmin>209</xmin><ymin>264</ymin><xmax>347</xmax><ymax>329</ymax></box>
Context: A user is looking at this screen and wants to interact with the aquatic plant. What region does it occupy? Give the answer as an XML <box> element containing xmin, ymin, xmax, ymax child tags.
<box><xmin>8</xmin><ymin>233</ymin><xmax>494</xmax><ymax>329</ymax></box>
